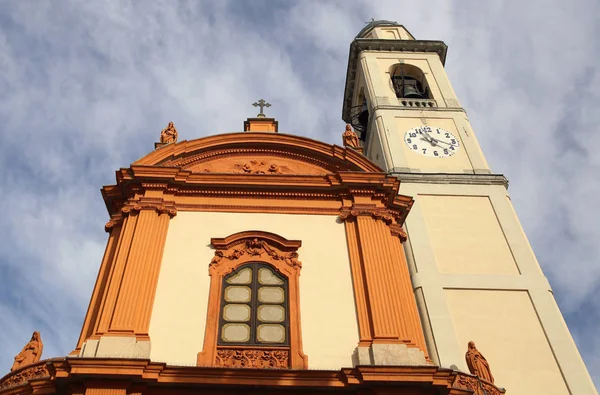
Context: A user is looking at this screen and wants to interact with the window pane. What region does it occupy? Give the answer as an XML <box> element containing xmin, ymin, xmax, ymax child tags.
<box><xmin>258</xmin><ymin>268</ymin><xmax>284</xmax><ymax>285</ymax></box>
<box><xmin>223</xmin><ymin>304</ymin><xmax>251</xmax><ymax>322</ymax></box>
<box><xmin>257</xmin><ymin>305</ymin><xmax>285</xmax><ymax>323</ymax></box>
<box><xmin>258</xmin><ymin>287</ymin><xmax>284</xmax><ymax>303</ymax></box>
<box><xmin>222</xmin><ymin>323</ymin><xmax>251</xmax><ymax>342</ymax></box>
<box><xmin>224</xmin><ymin>286</ymin><xmax>251</xmax><ymax>302</ymax></box>
<box><xmin>257</xmin><ymin>324</ymin><xmax>286</xmax><ymax>343</ymax></box>
<box><xmin>226</xmin><ymin>268</ymin><xmax>252</xmax><ymax>284</ymax></box>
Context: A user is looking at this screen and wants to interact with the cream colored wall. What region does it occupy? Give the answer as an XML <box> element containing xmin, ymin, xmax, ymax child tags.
<box><xmin>400</xmin><ymin>181</ymin><xmax>597</xmax><ymax>394</ymax></box>
<box><xmin>148</xmin><ymin>211</ymin><xmax>359</xmax><ymax>370</ymax></box>
<box><xmin>445</xmin><ymin>290</ymin><xmax>569</xmax><ymax>395</ymax></box>
<box><xmin>370</xmin><ymin>26</ymin><xmax>414</xmax><ymax>40</ymax></box>
<box><xmin>419</xmin><ymin>195</ymin><xmax>518</xmax><ymax>275</ymax></box>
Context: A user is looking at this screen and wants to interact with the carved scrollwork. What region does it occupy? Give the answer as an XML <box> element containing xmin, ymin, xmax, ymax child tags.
<box><xmin>340</xmin><ymin>205</ymin><xmax>407</xmax><ymax>241</ymax></box>
<box><xmin>389</xmin><ymin>224</ymin><xmax>408</xmax><ymax>242</ymax></box>
<box><xmin>104</xmin><ymin>217</ymin><xmax>122</xmax><ymax>233</ymax></box>
<box><xmin>121</xmin><ymin>201</ymin><xmax>177</xmax><ymax>218</ymax></box>
<box><xmin>339</xmin><ymin>205</ymin><xmax>397</xmax><ymax>224</ymax></box>
<box><xmin>210</xmin><ymin>239</ymin><xmax>301</xmax><ymax>270</ymax></box>
<box><xmin>452</xmin><ymin>372</ymin><xmax>505</xmax><ymax>395</ymax></box>
<box><xmin>215</xmin><ymin>348</ymin><xmax>289</xmax><ymax>369</ymax></box>
<box><xmin>0</xmin><ymin>362</ymin><xmax>49</xmax><ymax>390</ymax></box>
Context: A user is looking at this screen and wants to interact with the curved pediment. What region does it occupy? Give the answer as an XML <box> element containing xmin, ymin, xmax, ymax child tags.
<box><xmin>133</xmin><ymin>132</ymin><xmax>381</xmax><ymax>175</ymax></box>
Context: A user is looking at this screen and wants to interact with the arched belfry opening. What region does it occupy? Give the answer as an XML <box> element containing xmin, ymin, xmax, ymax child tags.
<box><xmin>390</xmin><ymin>63</ymin><xmax>430</xmax><ymax>100</ymax></box>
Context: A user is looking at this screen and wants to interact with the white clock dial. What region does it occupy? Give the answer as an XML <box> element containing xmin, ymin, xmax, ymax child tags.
<box><xmin>404</xmin><ymin>126</ymin><xmax>460</xmax><ymax>158</ymax></box>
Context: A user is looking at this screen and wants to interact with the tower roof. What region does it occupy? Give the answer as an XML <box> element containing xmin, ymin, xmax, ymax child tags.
<box><xmin>356</xmin><ymin>19</ymin><xmax>404</xmax><ymax>38</ymax></box>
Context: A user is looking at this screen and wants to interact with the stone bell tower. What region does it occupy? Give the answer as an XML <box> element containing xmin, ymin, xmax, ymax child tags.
<box><xmin>342</xmin><ymin>20</ymin><xmax>596</xmax><ymax>395</ymax></box>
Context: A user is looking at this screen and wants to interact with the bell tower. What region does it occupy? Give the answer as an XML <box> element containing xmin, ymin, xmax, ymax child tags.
<box><xmin>342</xmin><ymin>21</ymin><xmax>596</xmax><ymax>395</ymax></box>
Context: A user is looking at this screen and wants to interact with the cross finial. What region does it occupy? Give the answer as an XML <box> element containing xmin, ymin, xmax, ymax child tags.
<box><xmin>252</xmin><ymin>99</ymin><xmax>271</xmax><ymax>118</ymax></box>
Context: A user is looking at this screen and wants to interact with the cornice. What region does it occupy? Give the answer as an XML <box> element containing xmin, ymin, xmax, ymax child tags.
<box><xmin>132</xmin><ymin>132</ymin><xmax>381</xmax><ymax>174</ymax></box>
<box><xmin>0</xmin><ymin>358</ymin><xmax>505</xmax><ymax>394</ymax></box>
<box><xmin>101</xmin><ymin>170</ymin><xmax>409</xmax><ymax>218</ymax></box>
<box><xmin>342</xmin><ymin>39</ymin><xmax>448</xmax><ymax>123</ymax></box>
<box><xmin>390</xmin><ymin>172</ymin><xmax>509</xmax><ymax>188</ymax></box>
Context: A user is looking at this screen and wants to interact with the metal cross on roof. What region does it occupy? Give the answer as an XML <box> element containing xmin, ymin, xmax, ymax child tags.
<box><xmin>252</xmin><ymin>99</ymin><xmax>271</xmax><ymax>117</ymax></box>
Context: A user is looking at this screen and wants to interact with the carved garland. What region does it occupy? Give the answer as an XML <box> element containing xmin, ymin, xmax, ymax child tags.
<box><xmin>210</xmin><ymin>238</ymin><xmax>301</xmax><ymax>272</ymax></box>
<box><xmin>215</xmin><ymin>348</ymin><xmax>289</xmax><ymax>369</ymax></box>
<box><xmin>0</xmin><ymin>363</ymin><xmax>50</xmax><ymax>390</ymax></box>
<box><xmin>451</xmin><ymin>374</ymin><xmax>505</xmax><ymax>395</ymax></box>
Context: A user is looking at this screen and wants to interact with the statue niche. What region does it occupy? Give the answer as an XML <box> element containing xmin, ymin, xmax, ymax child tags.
<box><xmin>11</xmin><ymin>331</ymin><xmax>43</xmax><ymax>372</ymax></box>
<box><xmin>465</xmin><ymin>341</ymin><xmax>494</xmax><ymax>384</ymax></box>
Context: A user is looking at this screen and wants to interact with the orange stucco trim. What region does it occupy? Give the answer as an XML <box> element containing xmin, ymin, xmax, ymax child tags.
<box><xmin>197</xmin><ymin>231</ymin><xmax>308</xmax><ymax>369</ymax></box>
<box><xmin>341</xmin><ymin>204</ymin><xmax>428</xmax><ymax>358</ymax></box>
<box><xmin>0</xmin><ymin>359</ymin><xmax>506</xmax><ymax>395</ymax></box>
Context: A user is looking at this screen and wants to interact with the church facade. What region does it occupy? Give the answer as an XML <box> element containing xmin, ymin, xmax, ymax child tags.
<box><xmin>1</xmin><ymin>21</ymin><xmax>596</xmax><ymax>395</ymax></box>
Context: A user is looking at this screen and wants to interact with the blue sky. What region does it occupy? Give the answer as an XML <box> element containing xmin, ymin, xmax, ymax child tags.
<box><xmin>0</xmin><ymin>0</ymin><xmax>598</xmax><ymax>387</ymax></box>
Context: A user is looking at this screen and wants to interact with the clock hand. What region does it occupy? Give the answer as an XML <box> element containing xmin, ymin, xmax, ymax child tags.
<box><xmin>432</xmin><ymin>139</ymin><xmax>457</xmax><ymax>147</ymax></box>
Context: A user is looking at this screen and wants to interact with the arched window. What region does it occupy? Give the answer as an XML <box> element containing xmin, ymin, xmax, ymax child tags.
<box><xmin>219</xmin><ymin>263</ymin><xmax>289</xmax><ymax>346</ymax></box>
<box><xmin>390</xmin><ymin>64</ymin><xmax>430</xmax><ymax>99</ymax></box>
<box><xmin>197</xmin><ymin>231</ymin><xmax>308</xmax><ymax>369</ymax></box>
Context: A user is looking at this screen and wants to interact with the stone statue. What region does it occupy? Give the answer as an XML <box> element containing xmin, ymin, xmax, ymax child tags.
<box><xmin>160</xmin><ymin>121</ymin><xmax>178</xmax><ymax>144</ymax></box>
<box><xmin>342</xmin><ymin>124</ymin><xmax>360</xmax><ymax>149</ymax></box>
<box><xmin>11</xmin><ymin>331</ymin><xmax>43</xmax><ymax>371</ymax></box>
<box><xmin>465</xmin><ymin>341</ymin><xmax>494</xmax><ymax>383</ymax></box>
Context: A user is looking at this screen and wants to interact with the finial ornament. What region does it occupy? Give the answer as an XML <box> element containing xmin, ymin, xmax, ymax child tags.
<box><xmin>252</xmin><ymin>99</ymin><xmax>271</xmax><ymax>118</ymax></box>
<box><xmin>465</xmin><ymin>341</ymin><xmax>495</xmax><ymax>383</ymax></box>
<box><xmin>342</xmin><ymin>124</ymin><xmax>360</xmax><ymax>149</ymax></box>
<box><xmin>160</xmin><ymin>121</ymin><xmax>178</xmax><ymax>144</ymax></box>
<box><xmin>11</xmin><ymin>331</ymin><xmax>43</xmax><ymax>372</ymax></box>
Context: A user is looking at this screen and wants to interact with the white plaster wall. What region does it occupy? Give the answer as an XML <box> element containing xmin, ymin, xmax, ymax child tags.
<box><xmin>148</xmin><ymin>211</ymin><xmax>359</xmax><ymax>370</ymax></box>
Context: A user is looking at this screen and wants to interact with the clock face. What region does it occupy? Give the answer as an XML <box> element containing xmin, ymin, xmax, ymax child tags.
<box><xmin>404</xmin><ymin>126</ymin><xmax>460</xmax><ymax>158</ymax></box>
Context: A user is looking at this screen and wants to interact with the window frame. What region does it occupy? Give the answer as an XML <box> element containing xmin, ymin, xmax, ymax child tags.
<box><xmin>197</xmin><ymin>231</ymin><xmax>308</xmax><ymax>369</ymax></box>
<box><xmin>218</xmin><ymin>263</ymin><xmax>290</xmax><ymax>347</ymax></box>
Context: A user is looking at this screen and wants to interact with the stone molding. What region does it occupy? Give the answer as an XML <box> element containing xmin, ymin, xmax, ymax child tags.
<box><xmin>0</xmin><ymin>358</ymin><xmax>507</xmax><ymax>395</ymax></box>
<box><xmin>390</xmin><ymin>172</ymin><xmax>509</xmax><ymax>188</ymax></box>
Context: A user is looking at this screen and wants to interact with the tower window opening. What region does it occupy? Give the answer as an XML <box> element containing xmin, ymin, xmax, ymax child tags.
<box><xmin>391</xmin><ymin>64</ymin><xmax>430</xmax><ymax>99</ymax></box>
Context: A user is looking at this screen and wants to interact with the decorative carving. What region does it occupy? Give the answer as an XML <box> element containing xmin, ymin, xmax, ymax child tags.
<box><xmin>465</xmin><ymin>341</ymin><xmax>495</xmax><ymax>384</ymax></box>
<box><xmin>104</xmin><ymin>217</ymin><xmax>122</xmax><ymax>233</ymax></box>
<box><xmin>215</xmin><ymin>348</ymin><xmax>289</xmax><ymax>369</ymax></box>
<box><xmin>11</xmin><ymin>332</ymin><xmax>43</xmax><ymax>372</ymax></box>
<box><xmin>234</xmin><ymin>160</ymin><xmax>283</xmax><ymax>174</ymax></box>
<box><xmin>1</xmin><ymin>362</ymin><xmax>49</xmax><ymax>389</ymax></box>
<box><xmin>342</xmin><ymin>124</ymin><xmax>360</xmax><ymax>149</ymax></box>
<box><xmin>389</xmin><ymin>224</ymin><xmax>408</xmax><ymax>242</ymax></box>
<box><xmin>160</xmin><ymin>121</ymin><xmax>178</xmax><ymax>144</ymax></box>
<box><xmin>210</xmin><ymin>239</ymin><xmax>300</xmax><ymax>269</ymax></box>
<box><xmin>121</xmin><ymin>201</ymin><xmax>177</xmax><ymax>218</ymax></box>
<box><xmin>339</xmin><ymin>205</ymin><xmax>398</xmax><ymax>224</ymax></box>
<box><xmin>452</xmin><ymin>372</ymin><xmax>505</xmax><ymax>395</ymax></box>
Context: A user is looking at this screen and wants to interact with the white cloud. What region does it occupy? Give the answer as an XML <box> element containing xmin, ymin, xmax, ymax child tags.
<box><xmin>0</xmin><ymin>0</ymin><xmax>598</xmax><ymax>388</ymax></box>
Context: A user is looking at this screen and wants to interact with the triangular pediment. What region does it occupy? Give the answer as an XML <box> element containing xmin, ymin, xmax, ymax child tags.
<box><xmin>133</xmin><ymin>132</ymin><xmax>381</xmax><ymax>175</ymax></box>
